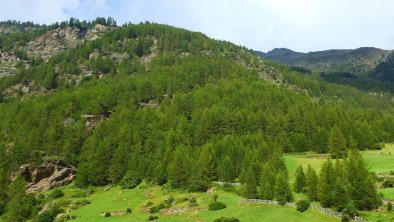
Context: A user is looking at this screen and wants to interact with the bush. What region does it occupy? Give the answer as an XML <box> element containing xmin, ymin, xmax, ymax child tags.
<box><xmin>213</xmin><ymin>217</ymin><xmax>240</xmax><ymax>222</ymax></box>
<box><xmin>149</xmin><ymin>197</ymin><xmax>175</xmax><ymax>213</ymax></box>
<box><xmin>212</xmin><ymin>194</ymin><xmax>219</xmax><ymax>202</ymax></box>
<box><xmin>208</xmin><ymin>201</ymin><xmax>227</xmax><ymax>211</ymax></box>
<box><xmin>341</xmin><ymin>214</ymin><xmax>351</xmax><ymax>222</ymax></box>
<box><xmin>71</xmin><ymin>191</ymin><xmax>87</xmax><ymax>198</ymax></box>
<box><xmin>388</xmin><ymin>202</ymin><xmax>392</xmax><ymax>212</ymax></box>
<box><xmin>296</xmin><ymin>200</ymin><xmax>310</xmax><ymax>212</ymax></box>
<box><xmin>371</xmin><ymin>143</ymin><xmax>383</xmax><ymax>150</ymax></box>
<box><xmin>50</xmin><ymin>189</ymin><xmax>64</xmax><ymax>199</ymax></box>
<box><xmin>104</xmin><ymin>212</ymin><xmax>111</xmax><ymax>217</ymax></box>
<box><xmin>342</xmin><ymin>204</ymin><xmax>358</xmax><ymax>219</ymax></box>
<box><xmin>127</xmin><ymin>207</ymin><xmax>132</xmax><ymax>213</ymax></box>
<box><xmin>148</xmin><ymin>215</ymin><xmax>159</xmax><ymax>221</ymax></box>
<box><xmin>382</xmin><ymin>179</ymin><xmax>394</xmax><ymax>188</ymax></box>
<box><xmin>36</xmin><ymin>211</ymin><xmax>54</xmax><ymax>222</ymax></box>
<box><xmin>188</xmin><ymin>196</ymin><xmax>198</xmax><ymax>207</ymax></box>
<box><xmin>144</xmin><ymin>201</ymin><xmax>154</xmax><ymax>207</ymax></box>
<box><xmin>120</xmin><ymin>174</ymin><xmax>142</xmax><ymax>189</ymax></box>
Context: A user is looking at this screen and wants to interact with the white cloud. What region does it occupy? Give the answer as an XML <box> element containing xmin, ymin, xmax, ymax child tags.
<box><xmin>1</xmin><ymin>0</ymin><xmax>394</xmax><ymax>52</ymax></box>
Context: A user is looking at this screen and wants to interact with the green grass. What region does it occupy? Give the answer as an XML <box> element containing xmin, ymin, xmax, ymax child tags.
<box><xmin>362</xmin><ymin>144</ymin><xmax>394</xmax><ymax>173</ymax></box>
<box><xmin>285</xmin><ymin>143</ymin><xmax>394</xmax><ymax>176</ymax></box>
<box><xmin>379</xmin><ymin>188</ymin><xmax>394</xmax><ymax>199</ymax></box>
<box><xmin>64</xmin><ymin>184</ymin><xmax>339</xmax><ymax>222</ymax></box>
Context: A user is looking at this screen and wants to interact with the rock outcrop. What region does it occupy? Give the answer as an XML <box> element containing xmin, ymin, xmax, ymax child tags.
<box><xmin>11</xmin><ymin>160</ymin><xmax>76</xmax><ymax>193</ymax></box>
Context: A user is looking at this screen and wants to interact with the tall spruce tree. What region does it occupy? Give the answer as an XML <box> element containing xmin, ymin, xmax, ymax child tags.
<box><xmin>294</xmin><ymin>165</ymin><xmax>306</xmax><ymax>193</ymax></box>
<box><xmin>5</xmin><ymin>177</ymin><xmax>34</xmax><ymax>222</ymax></box>
<box><xmin>243</xmin><ymin>166</ymin><xmax>258</xmax><ymax>198</ymax></box>
<box><xmin>344</xmin><ymin>150</ymin><xmax>381</xmax><ymax>210</ymax></box>
<box><xmin>305</xmin><ymin>165</ymin><xmax>319</xmax><ymax>201</ymax></box>
<box><xmin>318</xmin><ymin>159</ymin><xmax>336</xmax><ymax>207</ymax></box>
<box><xmin>274</xmin><ymin>172</ymin><xmax>293</xmax><ymax>204</ymax></box>
<box><xmin>328</xmin><ymin>126</ymin><xmax>347</xmax><ymax>159</ymax></box>
<box><xmin>259</xmin><ymin>163</ymin><xmax>276</xmax><ymax>200</ymax></box>
<box><xmin>168</xmin><ymin>145</ymin><xmax>192</xmax><ymax>188</ymax></box>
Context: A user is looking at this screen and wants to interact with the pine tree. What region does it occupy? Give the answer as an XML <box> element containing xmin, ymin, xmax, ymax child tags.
<box><xmin>168</xmin><ymin>145</ymin><xmax>192</xmax><ymax>188</ymax></box>
<box><xmin>294</xmin><ymin>165</ymin><xmax>306</xmax><ymax>193</ymax></box>
<box><xmin>328</xmin><ymin>126</ymin><xmax>347</xmax><ymax>159</ymax></box>
<box><xmin>259</xmin><ymin>164</ymin><xmax>276</xmax><ymax>200</ymax></box>
<box><xmin>305</xmin><ymin>165</ymin><xmax>319</xmax><ymax>201</ymax></box>
<box><xmin>274</xmin><ymin>172</ymin><xmax>293</xmax><ymax>204</ymax></box>
<box><xmin>344</xmin><ymin>150</ymin><xmax>381</xmax><ymax>210</ymax></box>
<box><xmin>332</xmin><ymin>180</ymin><xmax>349</xmax><ymax>211</ymax></box>
<box><xmin>5</xmin><ymin>177</ymin><xmax>34</xmax><ymax>222</ymax></box>
<box><xmin>318</xmin><ymin>159</ymin><xmax>336</xmax><ymax>207</ymax></box>
<box><xmin>243</xmin><ymin>166</ymin><xmax>258</xmax><ymax>198</ymax></box>
<box><xmin>0</xmin><ymin>168</ymin><xmax>7</xmax><ymax>215</ymax></box>
<box><xmin>189</xmin><ymin>146</ymin><xmax>216</xmax><ymax>191</ymax></box>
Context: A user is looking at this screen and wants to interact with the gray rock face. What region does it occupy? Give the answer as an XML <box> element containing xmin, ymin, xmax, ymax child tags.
<box><xmin>11</xmin><ymin>160</ymin><xmax>76</xmax><ymax>193</ymax></box>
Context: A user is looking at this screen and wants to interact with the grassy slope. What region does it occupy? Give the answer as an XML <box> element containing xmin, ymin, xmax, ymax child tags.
<box><xmin>285</xmin><ymin>143</ymin><xmax>394</xmax><ymax>222</ymax></box>
<box><xmin>286</xmin><ymin>143</ymin><xmax>394</xmax><ymax>175</ymax></box>
<box><xmin>65</xmin><ymin>185</ymin><xmax>339</xmax><ymax>222</ymax></box>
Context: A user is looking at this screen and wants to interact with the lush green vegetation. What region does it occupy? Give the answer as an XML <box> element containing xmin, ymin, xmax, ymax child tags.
<box><xmin>22</xmin><ymin>184</ymin><xmax>339</xmax><ymax>222</ymax></box>
<box><xmin>0</xmin><ymin>20</ymin><xmax>393</xmax><ymax>221</ymax></box>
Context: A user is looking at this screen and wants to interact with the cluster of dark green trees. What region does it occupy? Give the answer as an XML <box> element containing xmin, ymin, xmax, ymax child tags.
<box><xmin>0</xmin><ymin>21</ymin><xmax>393</xmax><ymax>220</ymax></box>
<box><xmin>293</xmin><ymin>150</ymin><xmax>381</xmax><ymax>211</ymax></box>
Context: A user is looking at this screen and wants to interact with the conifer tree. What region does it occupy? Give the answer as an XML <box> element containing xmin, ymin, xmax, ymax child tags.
<box><xmin>344</xmin><ymin>150</ymin><xmax>381</xmax><ymax>210</ymax></box>
<box><xmin>274</xmin><ymin>172</ymin><xmax>293</xmax><ymax>204</ymax></box>
<box><xmin>294</xmin><ymin>165</ymin><xmax>306</xmax><ymax>193</ymax></box>
<box><xmin>318</xmin><ymin>159</ymin><xmax>336</xmax><ymax>207</ymax></box>
<box><xmin>5</xmin><ymin>177</ymin><xmax>34</xmax><ymax>222</ymax></box>
<box><xmin>189</xmin><ymin>146</ymin><xmax>215</xmax><ymax>191</ymax></box>
<box><xmin>243</xmin><ymin>166</ymin><xmax>258</xmax><ymax>199</ymax></box>
<box><xmin>168</xmin><ymin>145</ymin><xmax>192</xmax><ymax>188</ymax></box>
<box><xmin>328</xmin><ymin>126</ymin><xmax>347</xmax><ymax>158</ymax></box>
<box><xmin>259</xmin><ymin>164</ymin><xmax>276</xmax><ymax>200</ymax></box>
<box><xmin>305</xmin><ymin>165</ymin><xmax>319</xmax><ymax>201</ymax></box>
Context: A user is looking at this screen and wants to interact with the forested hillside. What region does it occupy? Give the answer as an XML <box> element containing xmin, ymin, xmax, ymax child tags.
<box><xmin>257</xmin><ymin>48</ymin><xmax>394</xmax><ymax>92</ymax></box>
<box><xmin>0</xmin><ymin>19</ymin><xmax>393</xmax><ymax>221</ymax></box>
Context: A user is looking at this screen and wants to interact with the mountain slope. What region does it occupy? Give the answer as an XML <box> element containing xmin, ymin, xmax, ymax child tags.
<box><xmin>372</xmin><ymin>52</ymin><xmax>394</xmax><ymax>82</ymax></box>
<box><xmin>257</xmin><ymin>47</ymin><xmax>392</xmax><ymax>74</ymax></box>
<box><xmin>0</xmin><ymin>20</ymin><xmax>393</xmax><ymax>221</ymax></box>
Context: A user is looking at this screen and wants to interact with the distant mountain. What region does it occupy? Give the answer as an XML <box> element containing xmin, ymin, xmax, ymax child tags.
<box><xmin>256</xmin><ymin>47</ymin><xmax>392</xmax><ymax>75</ymax></box>
<box><xmin>372</xmin><ymin>52</ymin><xmax>394</xmax><ymax>82</ymax></box>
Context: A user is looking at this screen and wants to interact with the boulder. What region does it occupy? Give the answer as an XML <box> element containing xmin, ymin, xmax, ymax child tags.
<box><xmin>11</xmin><ymin>160</ymin><xmax>76</xmax><ymax>193</ymax></box>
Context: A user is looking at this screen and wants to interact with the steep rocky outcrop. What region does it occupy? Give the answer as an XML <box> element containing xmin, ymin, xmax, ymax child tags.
<box><xmin>11</xmin><ymin>160</ymin><xmax>76</xmax><ymax>193</ymax></box>
<box><xmin>0</xmin><ymin>23</ymin><xmax>114</xmax><ymax>77</ymax></box>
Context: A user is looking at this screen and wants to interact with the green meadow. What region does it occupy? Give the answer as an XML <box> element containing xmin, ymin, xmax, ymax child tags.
<box><xmin>57</xmin><ymin>184</ymin><xmax>339</xmax><ymax>222</ymax></box>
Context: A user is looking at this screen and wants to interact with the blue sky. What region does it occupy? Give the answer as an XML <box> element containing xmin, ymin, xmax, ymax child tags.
<box><xmin>1</xmin><ymin>0</ymin><xmax>394</xmax><ymax>52</ymax></box>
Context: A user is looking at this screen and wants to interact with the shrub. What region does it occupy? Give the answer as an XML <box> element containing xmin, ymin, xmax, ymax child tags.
<box><xmin>371</xmin><ymin>143</ymin><xmax>383</xmax><ymax>150</ymax></box>
<box><xmin>144</xmin><ymin>201</ymin><xmax>154</xmax><ymax>207</ymax></box>
<box><xmin>188</xmin><ymin>196</ymin><xmax>198</xmax><ymax>207</ymax></box>
<box><xmin>208</xmin><ymin>201</ymin><xmax>227</xmax><ymax>211</ymax></box>
<box><xmin>71</xmin><ymin>191</ymin><xmax>87</xmax><ymax>198</ymax></box>
<box><xmin>342</xmin><ymin>204</ymin><xmax>358</xmax><ymax>219</ymax></box>
<box><xmin>341</xmin><ymin>214</ymin><xmax>351</xmax><ymax>222</ymax></box>
<box><xmin>149</xmin><ymin>197</ymin><xmax>175</xmax><ymax>213</ymax></box>
<box><xmin>50</xmin><ymin>189</ymin><xmax>64</xmax><ymax>199</ymax></box>
<box><xmin>104</xmin><ymin>212</ymin><xmax>111</xmax><ymax>217</ymax></box>
<box><xmin>213</xmin><ymin>217</ymin><xmax>240</xmax><ymax>222</ymax></box>
<box><xmin>296</xmin><ymin>200</ymin><xmax>310</xmax><ymax>212</ymax></box>
<box><xmin>36</xmin><ymin>211</ymin><xmax>54</xmax><ymax>222</ymax></box>
<box><xmin>120</xmin><ymin>174</ymin><xmax>142</xmax><ymax>189</ymax></box>
<box><xmin>388</xmin><ymin>202</ymin><xmax>392</xmax><ymax>212</ymax></box>
<box><xmin>127</xmin><ymin>207</ymin><xmax>132</xmax><ymax>213</ymax></box>
<box><xmin>212</xmin><ymin>194</ymin><xmax>219</xmax><ymax>202</ymax></box>
<box><xmin>148</xmin><ymin>215</ymin><xmax>159</xmax><ymax>221</ymax></box>
<box><xmin>382</xmin><ymin>179</ymin><xmax>394</xmax><ymax>188</ymax></box>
